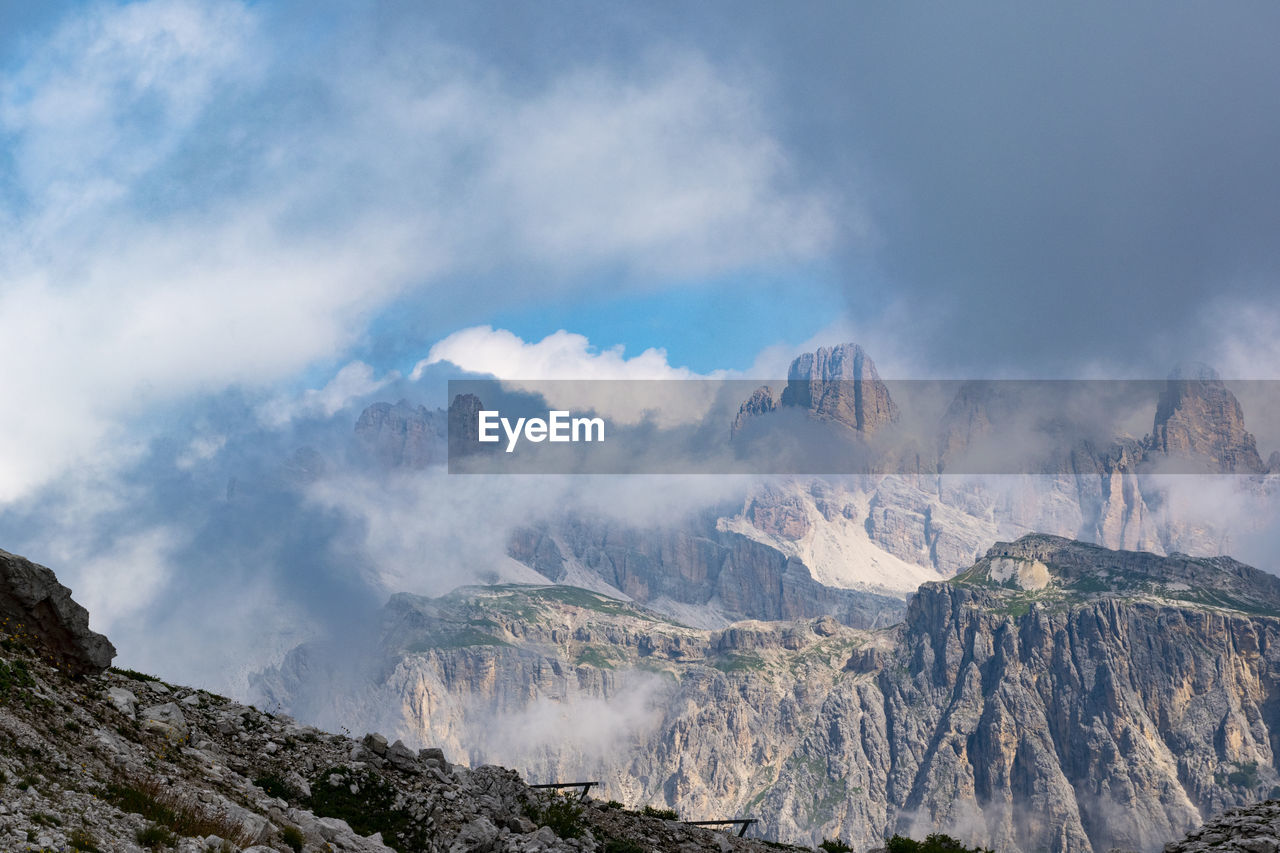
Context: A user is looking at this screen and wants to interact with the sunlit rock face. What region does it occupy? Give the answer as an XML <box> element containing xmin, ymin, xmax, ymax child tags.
<box><xmin>1152</xmin><ymin>364</ymin><xmax>1265</xmax><ymax>473</ymax></box>
<box><xmin>259</xmin><ymin>535</ymin><xmax>1280</xmax><ymax>853</ymax></box>
<box><xmin>779</xmin><ymin>343</ymin><xmax>900</xmax><ymax>436</ymax></box>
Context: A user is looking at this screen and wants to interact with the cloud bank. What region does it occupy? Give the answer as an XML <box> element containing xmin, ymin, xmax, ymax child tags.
<box><xmin>0</xmin><ymin>0</ymin><xmax>831</xmax><ymax>502</ymax></box>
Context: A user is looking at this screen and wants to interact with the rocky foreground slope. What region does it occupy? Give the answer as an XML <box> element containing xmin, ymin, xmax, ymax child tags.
<box><xmin>0</xmin><ymin>551</ymin><xmax>808</xmax><ymax>853</ymax></box>
<box><xmin>261</xmin><ymin>536</ymin><xmax>1280</xmax><ymax>853</ymax></box>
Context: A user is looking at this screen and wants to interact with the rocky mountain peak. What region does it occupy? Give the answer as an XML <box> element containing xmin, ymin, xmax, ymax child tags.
<box><xmin>778</xmin><ymin>343</ymin><xmax>899</xmax><ymax>435</ymax></box>
<box><xmin>1151</xmin><ymin>366</ymin><xmax>1265</xmax><ymax>472</ymax></box>
<box><xmin>355</xmin><ymin>399</ymin><xmax>445</xmax><ymax>469</ymax></box>
<box><xmin>731</xmin><ymin>385</ymin><xmax>778</xmax><ymax>437</ymax></box>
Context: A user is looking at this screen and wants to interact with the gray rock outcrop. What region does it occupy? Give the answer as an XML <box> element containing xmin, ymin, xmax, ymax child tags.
<box><xmin>355</xmin><ymin>399</ymin><xmax>446</xmax><ymax>468</ymax></box>
<box><xmin>0</xmin><ymin>548</ymin><xmax>114</xmax><ymax>675</ymax></box>
<box><xmin>1152</xmin><ymin>364</ymin><xmax>1265</xmax><ymax>473</ymax></box>
<box><xmin>779</xmin><ymin>343</ymin><xmax>900</xmax><ymax>435</ymax></box>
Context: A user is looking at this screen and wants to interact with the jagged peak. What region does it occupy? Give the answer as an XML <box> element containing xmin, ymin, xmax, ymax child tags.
<box><xmin>785</xmin><ymin>342</ymin><xmax>881</xmax><ymax>382</ymax></box>
<box><xmin>776</xmin><ymin>342</ymin><xmax>899</xmax><ymax>434</ymax></box>
<box><xmin>1151</xmin><ymin>366</ymin><xmax>1264</xmax><ymax>472</ymax></box>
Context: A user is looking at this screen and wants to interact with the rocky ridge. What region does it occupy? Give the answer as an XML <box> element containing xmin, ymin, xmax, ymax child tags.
<box><xmin>263</xmin><ymin>535</ymin><xmax>1280</xmax><ymax>853</ymax></box>
<box><xmin>0</xmin><ymin>553</ymin><xmax>808</xmax><ymax>853</ymax></box>
<box><xmin>1164</xmin><ymin>798</ymin><xmax>1280</xmax><ymax>853</ymax></box>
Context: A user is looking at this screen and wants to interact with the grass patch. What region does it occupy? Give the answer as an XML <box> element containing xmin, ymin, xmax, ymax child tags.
<box><xmin>309</xmin><ymin>765</ymin><xmax>429</xmax><ymax>853</ymax></box>
<box><xmin>105</xmin><ymin>776</ymin><xmax>257</xmax><ymax>846</ymax></box>
<box><xmin>254</xmin><ymin>773</ymin><xmax>303</xmax><ymax>801</ymax></box>
<box><xmin>407</xmin><ymin>627</ymin><xmax>510</xmax><ymax>652</ymax></box>
<box><xmin>69</xmin><ymin>827</ymin><xmax>101</xmax><ymax>852</ymax></box>
<box><xmin>111</xmin><ymin>667</ymin><xmax>162</xmax><ymax>683</ymax></box>
<box><xmin>280</xmin><ymin>825</ymin><xmax>305</xmax><ymax>852</ymax></box>
<box><xmin>712</xmin><ymin>653</ymin><xmax>766</xmax><ymax>673</ymax></box>
<box><xmin>0</xmin><ymin>658</ymin><xmax>34</xmax><ymax>698</ymax></box>
<box><xmin>135</xmin><ymin>824</ymin><xmax>177</xmax><ymax>849</ymax></box>
<box><xmin>642</xmin><ymin>805</ymin><xmax>679</xmax><ymax>820</ymax></box>
<box><xmin>574</xmin><ymin>647</ymin><xmax>617</xmax><ymax>669</ymax></box>
<box><xmin>605</xmin><ymin>840</ymin><xmax>645</xmax><ymax>853</ymax></box>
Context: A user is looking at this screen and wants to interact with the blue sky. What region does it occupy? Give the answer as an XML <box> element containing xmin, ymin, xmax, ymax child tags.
<box><xmin>357</xmin><ymin>268</ymin><xmax>846</xmax><ymax>376</ymax></box>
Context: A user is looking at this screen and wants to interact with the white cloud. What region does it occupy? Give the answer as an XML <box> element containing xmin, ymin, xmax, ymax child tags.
<box><xmin>1</xmin><ymin>0</ymin><xmax>259</xmax><ymax>211</ymax></box>
<box><xmin>258</xmin><ymin>361</ymin><xmax>397</xmax><ymax>428</ymax></box>
<box><xmin>474</xmin><ymin>55</ymin><xmax>833</xmax><ymax>274</ymax></box>
<box><xmin>416</xmin><ymin>325</ymin><xmax>725</xmax><ymax>425</ymax></box>
<box><xmin>65</xmin><ymin>526</ymin><xmax>178</xmax><ymax>636</ymax></box>
<box><xmin>417</xmin><ymin>326</ymin><xmax>699</xmax><ymax>382</ymax></box>
<box><xmin>0</xmin><ymin>1</ymin><xmax>833</xmax><ymax>502</ymax></box>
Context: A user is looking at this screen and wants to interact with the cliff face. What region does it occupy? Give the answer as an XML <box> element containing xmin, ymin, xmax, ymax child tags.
<box><xmin>354</xmin><ymin>400</ymin><xmax>447</xmax><ymax>469</ymax></box>
<box><xmin>507</xmin><ymin>516</ymin><xmax>908</xmax><ymax>629</ymax></box>
<box><xmin>258</xmin><ymin>536</ymin><xmax>1280</xmax><ymax>853</ymax></box>
<box><xmin>778</xmin><ymin>343</ymin><xmax>899</xmax><ymax>436</ymax></box>
<box><xmin>1152</xmin><ymin>365</ymin><xmax>1266</xmax><ymax>473</ymax></box>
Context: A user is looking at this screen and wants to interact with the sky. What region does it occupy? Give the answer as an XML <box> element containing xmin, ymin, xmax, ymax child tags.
<box><xmin>1</xmin><ymin>0</ymin><xmax>1279</xmax><ymax>690</ymax></box>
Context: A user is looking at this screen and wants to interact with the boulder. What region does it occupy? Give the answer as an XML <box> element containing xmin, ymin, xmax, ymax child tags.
<box><xmin>0</xmin><ymin>548</ymin><xmax>115</xmax><ymax>674</ymax></box>
<box><xmin>140</xmin><ymin>702</ymin><xmax>189</xmax><ymax>742</ymax></box>
<box><xmin>106</xmin><ymin>686</ymin><xmax>137</xmax><ymax>718</ymax></box>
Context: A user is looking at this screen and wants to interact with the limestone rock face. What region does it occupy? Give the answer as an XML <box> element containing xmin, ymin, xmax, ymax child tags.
<box><xmin>746</xmin><ymin>489</ymin><xmax>810</xmax><ymax>541</ymax></box>
<box><xmin>355</xmin><ymin>400</ymin><xmax>446</xmax><ymax>468</ymax></box>
<box><xmin>732</xmin><ymin>385</ymin><xmax>777</xmax><ymax>437</ymax></box>
<box><xmin>447</xmin><ymin>393</ymin><xmax>487</xmax><ymax>459</ymax></box>
<box><xmin>1152</xmin><ymin>365</ymin><xmax>1265</xmax><ymax>472</ymax></box>
<box><xmin>780</xmin><ymin>343</ymin><xmax>900</xmax><ymax>435</ymax></box>
<box><xmin>507</xmin><ymin>517</ymin><xmax>906</xmax><ymax>629</ymax></box>
<box><xmin>0</xmin><ymin>548</ymin><xmax>114</xmax><ymax>675</ymax></box>
<box><xmin>261</xmin><ymin>536</ymin><xmax>1280</xmax><ymax>853</ymax></box>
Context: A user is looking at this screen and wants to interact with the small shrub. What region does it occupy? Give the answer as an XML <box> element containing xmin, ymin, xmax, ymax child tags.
<box><xmin>605</xmin><ymin>839</ymin><xmax>646</xmax><ymax>853</ymax></box>
<box><xmin>530</xmin><ymin>794</ymin><xmax>586</xmax><ymax>839</ymax></box>
<box><xmin>820</xmin><ymin>839</ymin><xmax>853</xmax><ymax>853</ymax></box>
<box><xmin>136</xmin><ymin>823</ymin><xmax>177</xmax><ymax>849</ymax></box>
<box><xmin>254</xmin><ymin>773</ymin><xmax>298</xmax><ymax>800</ymax></box>
<box><xmin>1227</xmin><ymin>761</ymin><xmax>1260</xmax><ymax>789</ymax></box>
<box><xmin>280</xmin><ymin>825</ymin><xmax>306</xmax><ymax>852</ymax></box>
<box><xmin>69</xmin><ymin>827</ymin><xmax>101</xmax><ymax>852</ymax></box>
<box><xmin>885</xmin><ymin>833</ymin><xmax>994</xmax><ymax>853</ymax></box>
<box><xmin>106</xmin><ymin>777</ymin><xmax>256</xmax><ymax>846</ymax></box>
<box><xmin>642</xmin><ymin>804</ymin><xmax>679</xmax><ymax>820</ymax></box>
<box><xmin>310</xmin><ymin>764</ymin><xmax>431</xmax><ymax>852</ymax></box>
<box><xmin>605</xmin><ymin>799</ymin><xmax>624</xmax><ymax>810</ymax></box>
